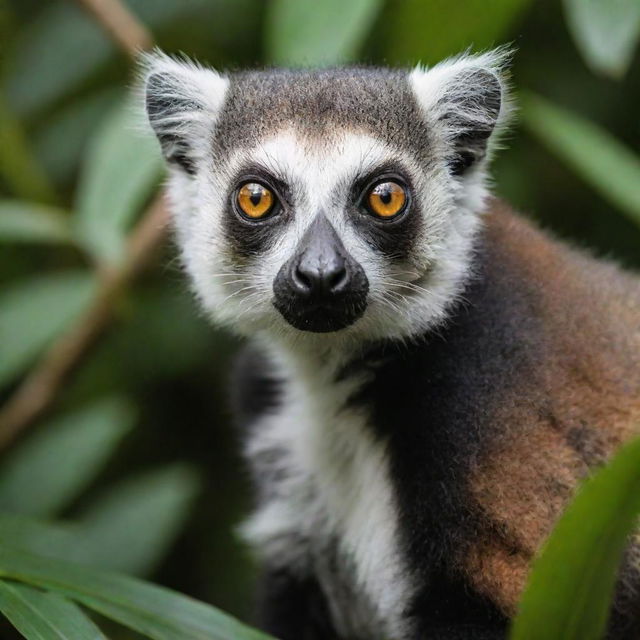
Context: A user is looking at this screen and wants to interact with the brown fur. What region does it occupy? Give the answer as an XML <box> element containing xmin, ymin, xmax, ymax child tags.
<box><xmin>464</xmin><ymin>203</ymin><xmax>640</xmax><ymax>616</ymax></box>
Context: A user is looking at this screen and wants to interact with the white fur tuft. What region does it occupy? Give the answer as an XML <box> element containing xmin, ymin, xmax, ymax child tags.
<box><xmin>409</xmin><ymin>46</ymin><xmax>514</xmax><ymax>159</ymax></box>
<box><xmin>139</xmin><ymin>49</ymin><xmax>229</xmax><ymax>167</ymax></box>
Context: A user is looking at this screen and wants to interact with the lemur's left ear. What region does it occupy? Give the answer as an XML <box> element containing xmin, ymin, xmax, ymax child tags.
<box><xmin>409</xmin><ymin>48</ymin><xmax>512</xmax><ymax>176</ymax></box>
<box><xmin>140</xmin><ymin>50</ymin><xmax>229</xmax><ymax>175</ymax></box>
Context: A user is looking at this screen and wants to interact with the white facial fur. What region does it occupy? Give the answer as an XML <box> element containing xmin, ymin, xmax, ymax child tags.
<box><xmin>144</xmin><ymin>48</ymin><xmax>511</xmax><ymax>347</ymax></box>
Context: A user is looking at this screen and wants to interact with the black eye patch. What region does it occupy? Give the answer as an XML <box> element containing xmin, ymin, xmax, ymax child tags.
<box><xmin>347</xmin><ymin>163</ymin><xmax>421</xmax><ymax>260</ymax></box>
<box><xmin>223</xmin><ymin>165</ymin><xmax>292</xmax><ymax>258</ymax></box>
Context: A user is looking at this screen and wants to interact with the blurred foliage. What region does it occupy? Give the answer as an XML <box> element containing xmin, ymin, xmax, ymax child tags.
<box><xmin>265</xmin><ymin>0</ymin><xmax>384</xmax><ymax>65</ymax></box>
<box><xmin>511</xmin><ymin>437</ymin><xmax>640</xmax><ymax>640</ymax></box>
<box><xmin>0</xmin><ymin>545</ymin><xmax>273</xmax><ymax>639</ymax></box>
<box><xmin>75</xmin><ymin>99</ymin><xmax>163</xmax><ymax>265</ymax></box>
<box><xmin>562</xmin><ymin>0</ymin><xmax>640</xmax><ymax>79</ymax></box>
<box><xmin>521</xmin><ymin>92</ymin><xmax>640</xmax><ymax>225</ymax></box>
<box><xmin>0</xmin><ymin>272</ymin><xmax>96</xmax><ymax>386</ymax></box>
<box><xmin>376</xmin><ymin>0</ymin><xmax>533</xmax><ymax>66</ymax></box>
<box><xmin>0</xmin><ymin>0</ymin><xmax>639</xmax><ymax>637</ymax></box>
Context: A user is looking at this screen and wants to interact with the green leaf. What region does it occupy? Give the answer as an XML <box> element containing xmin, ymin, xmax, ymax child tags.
<box><xmin>0</xmin><ymin>581</ymin><xmax>107</xmax><ymax>639</ymax></box>
<box><xmin>77</xmin><ymin>465</ymin><xmax>200</xmax><ymax>576</ymax></box>
<box><xmin>563</xmin><ymin>0</ymin><xmax>640</xmax><ymax>79</ymax></box>
<box><xmin>35</xmin><ymin>88</ymin><xmax>122</xmax><ymax>187</ymax></box>
<box><xmin>75</xmin><ymin>98</ymin><xmax>163</xmax><ymax>265</ymax></box>
<box><xmin>0</xmin><ymin>546</ymin><xmax>273</xmax><ymax>640</ymax></box>
<box><xmin>521</xmin><ymin>92</ymin><xmax>640</xmax><ymax>226</ymax></box>
<box><xmin>265</xmin><ymin>0</ymin><xmax>384</xmax><ymax>65</ymax></box>
<box><xmin>0</xmin><ymin>200</ymin><xmax>72</xmax><ymax>245</ymax></box>
<box><xmin>0</xmin><ymin>514</ymin><xmax>94</xmax><ymax>566</ymax></box>
<box><xmin>0</xmin><ymin>489</ymin><xmax>194</xmax><ymax>576</ymax></box>
<box><xmin>510</xmin><ymin>437</ymin><xmax>640</xmax><ymax>640</ymax></box>
<box><xmin>0</xmin><ymin>397</ymin><xmax>135</xmax><ymax>517</ymax></box>
<box><xmin>382</xmin><ymin>0</ymin><xmax>532</xmax><ymax>66</ymax></box>
<box><xmin>0</xmin><ymin>466</ymin><xmax>198</xmax><ymax>577</ymax></box>
<box><xmin>3</xmin><ymin>3</ymin><xmax>111</xmax><ymax>119</ymax></box>
<box><xmin>0</xmin><ymin>271</ymin><xmax>96</xmax><ymax>387</ymax></box>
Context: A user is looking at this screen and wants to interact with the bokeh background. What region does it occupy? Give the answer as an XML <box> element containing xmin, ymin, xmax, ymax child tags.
<box><xmin>0</xmin><ymin>0</ymin><xmax>639</xmax><ymax>637</ymax></box>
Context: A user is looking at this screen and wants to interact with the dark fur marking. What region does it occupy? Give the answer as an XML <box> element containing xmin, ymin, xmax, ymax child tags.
<box><xmin>257</xmin><ymin>567</ymin><xmax>338</xmax><ymax>640</ymax></box>
<box><xmin>223</xmin><ymin>165</ymin><xmax>293</xmax><ymax>258</ymax></box>
<box><xmin>565</xmin><ymin>425</ymin><xmax>608</xmax><ymax>466</ymax></box>
<box><xmin>440</xmin><ymin>68</ymin><xmax>502</xmax><ymax>176</ymax></box>
<box><xmin>146</xmin><ymin>72</ymin><xmax>199</xmax><ymax>174</ymax></box>
<box><xmin>230</xmin><ymin>345</ymin><xmax>283</xmax><ymax>429</ymax></box>
<box><xmin>347</xmin><ymin>162</ymin><xmax>422</xmax><ymax>259</ymax></box>
<box><xmin>408</xmin><ymin>570</ymin><xmax>508</xmax><ymax>637</ymax></box>
<box><xmin>230</xmin><ymin>346</ymin><xmax>288</xmax><ymax>503</ymax></box>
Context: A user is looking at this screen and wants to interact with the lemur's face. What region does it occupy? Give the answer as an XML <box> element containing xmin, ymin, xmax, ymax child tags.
<box><xmin>144</xmin><ymin>51</ymin><xmax>507</xmax><ymax>342</ymax></box>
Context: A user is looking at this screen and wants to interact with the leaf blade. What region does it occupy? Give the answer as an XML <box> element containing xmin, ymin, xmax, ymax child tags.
<box><xmin>521</xmin><ymin>92</ymin><xmax>640</xmax><ymax>225</ymax></box>
<box><xmin>0</xmin><ymin>514</ymin><xmax>94</xmax><ymax>566</ymax></box>
<box><xmin>0</xmin><ymin>581</ymin><xmax>107</xmax><ymax>640</ymax></box>
<box><xmin>0</xmin><ymin>271</ymin><xmax>96</xmax><ymax>388</ymax></box>
<box><xmin>0</xmin><ymin>200</ymin><xmax>72</xmax><ymax>245</ymax></box>
<box><xmin>0</xmin><ymin>546</ymin><xmax>273</xmax><ymax>640</ymax></box>
<box><xmin>382</xmin><ymin>0</ymin><xmax>532</xmax><ymax>66</ymax></box>
<box><xmin>563</xmin><ymin>0</ymin><xmax>640</xmax><ymax>78</ymax></box>
<box><xmin>265</xmin><ymin>0</ymin><xmax>384</xmax><ymax>66</ymax></box>
<box><xmin>77</xmin><ymin>464</ymin><xmax>200</xmax><ymax>575</ymax></box>
<box><xmin>510</xmin><ymin>437</ymin><xmax>640</xmax><ymax>640</ymax></box>
<box><xmin>74</xmin><ymin>98</ymin><xmax>163</xmax><ymax>265</ymax></box>
<box><xmin>0</xmin><ymin>397</ymin><xmax>135</xmax><ymax>517</ymax></box>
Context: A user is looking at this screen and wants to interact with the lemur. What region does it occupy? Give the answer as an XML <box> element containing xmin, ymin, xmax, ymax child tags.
<box><xmin>142</xmin><ymin>48</ymin><xmax>640</xmax><ymax>639</ymax></box>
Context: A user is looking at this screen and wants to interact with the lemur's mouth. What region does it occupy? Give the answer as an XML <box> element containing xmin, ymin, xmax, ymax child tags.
<box><xmin>273</xmin><ymin>296</ymin><xmax>368</xmax><ymax>333</ymax></box>
<box><xmin>272</xmin><ymin>215</ymin><xmax>369</xmax><ymax>333</ymax></box>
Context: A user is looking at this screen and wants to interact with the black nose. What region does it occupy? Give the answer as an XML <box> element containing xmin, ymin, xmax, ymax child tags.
<box><xmin>273</xmin><ymin>214</ymin><xmax>369</xmax><ymax>332</ymax></box>
<box><xmin>292</xmin><ymin>255</ymin><xmax>349</xmax><ymax>297</ymax></box>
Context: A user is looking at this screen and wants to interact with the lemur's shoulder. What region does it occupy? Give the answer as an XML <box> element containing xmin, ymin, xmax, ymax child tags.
<box><xmin>454</xmin><ymin>200</ymin><xmax>640</xmax><ymax>620</ymax></box>
<box><xmin>481</xmin><ymin>199</ymin><xmax>640</xmax><ymax>400</ymax></box>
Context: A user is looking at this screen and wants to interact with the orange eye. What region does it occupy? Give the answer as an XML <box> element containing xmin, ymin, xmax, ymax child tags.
<box><xmin>366</xmin><ymin>181</ymin><xmax>407</xmax><ymax>218</ymax></box>
<box><xmin>237</xmin><ymin>182</ymin><xmax>275</xmax><ymax>219</ymax></box>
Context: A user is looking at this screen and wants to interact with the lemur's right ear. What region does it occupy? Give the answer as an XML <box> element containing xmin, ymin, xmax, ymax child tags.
<box><xmin>141</xmin><ymin>50</ymin><xmax>229</xmax><ymax>175</ymax></box>
<box><xmin>409</xmin><ymin>47</ymin><xmax>512</xmax><ymax>176</ymax></box>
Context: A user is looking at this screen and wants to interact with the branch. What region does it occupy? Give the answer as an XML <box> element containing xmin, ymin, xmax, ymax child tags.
<box><xmin>73</xmin><ymin>0</ymin><xmax>153</xmax><ymax>58</ymax></box>
<box><xmin>0</xmin><ymin>0</ymin><xmax>165</xmax><ymax>449</ymax></box>
<box><xmin>0</xmin><ymin>196</ymin><xmax>169</xmax><ymax>449</ymax></box>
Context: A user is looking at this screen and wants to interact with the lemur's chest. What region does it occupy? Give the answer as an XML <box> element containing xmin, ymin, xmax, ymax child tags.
<box><xmin>241</xmin><ymin>369</ymin><xmax>415</xmax><ymax>640</ymax></box>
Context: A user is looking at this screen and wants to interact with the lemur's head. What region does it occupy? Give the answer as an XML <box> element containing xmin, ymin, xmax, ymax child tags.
<box><xmin>143</xmin><ymin>49</ymin><xmax>510</xmax><ymax>344</ymax></box>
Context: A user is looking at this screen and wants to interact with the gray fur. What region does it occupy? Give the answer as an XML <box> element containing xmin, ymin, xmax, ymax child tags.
<box><xmin>213</xmin><ymin>68</ymin><xmax>432</xmax><ymax>162</ymax></box>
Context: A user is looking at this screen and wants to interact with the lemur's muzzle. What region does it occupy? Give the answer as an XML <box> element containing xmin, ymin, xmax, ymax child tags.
<box><xmin>273</xmin><ymin>215</ymin><xmax>369</xmax><ymax>333</ymax></box>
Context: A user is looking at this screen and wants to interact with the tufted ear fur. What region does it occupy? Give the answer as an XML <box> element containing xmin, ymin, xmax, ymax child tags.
<box><xmin>409</xmin><ymin>48</ymin><xmax>512</xmax><ymax>176</ymax></box>
<box><xmin>140</xmin><ymin>50</ymin><xmax>229</xmax><ymax>175</ymax></box>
